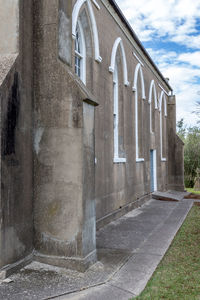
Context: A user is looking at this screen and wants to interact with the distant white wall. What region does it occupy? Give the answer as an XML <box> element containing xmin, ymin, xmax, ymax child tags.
<box><xmin>0</xmin><ymin>0</ymin><xmax>19</xmax><ymax>54</ymax></box>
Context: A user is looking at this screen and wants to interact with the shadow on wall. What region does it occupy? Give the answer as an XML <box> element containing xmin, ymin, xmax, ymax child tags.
<box><xmin>2</xmin><ymin>72</ymin><xmax>20</xmax><ymax>156</ymax></box>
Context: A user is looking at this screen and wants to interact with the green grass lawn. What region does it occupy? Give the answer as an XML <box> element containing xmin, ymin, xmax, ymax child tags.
<box><xmin>186</xmin><ymin>188</ymin><xmax>200</xmax><ymax>195</ymax></box>
<box><xmin>134</xmin><ymin>206</ymin><xmax>200</xmax><ymax>300</ymax></box>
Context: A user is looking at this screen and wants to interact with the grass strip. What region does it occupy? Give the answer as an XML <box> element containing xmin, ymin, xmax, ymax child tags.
<box><xmin>134</xmin><ymin>206</ymin><xmax>200</xmax><ymax>300</ymax></box>
<box><xmin>186</xmin><ymin>188</ymin><xmax>200</xmax><ymax>195</ymax></box>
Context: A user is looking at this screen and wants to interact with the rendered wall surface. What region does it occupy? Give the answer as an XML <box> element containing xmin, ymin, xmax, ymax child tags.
<box><xmin>0</xmin><ymin>0</ymin><xmax>183</xmax><ymax>274</ymax></box>
<box><xmin>92</xmin><ymin>0</ymin><xmax>169</xmax><ymax>224</ymax></box>
<box><xmin>33</xmin><ymin>0</ymin><xmax>97</xmax><ymax>271</ymax></box>
<box><xmin>0</xmin><ymin>0</ymin><xmax>33</xmax><ymax>270</ymax></box>
<box><xmin>0</xmin><ymin>0</ymin><xmax>19</xmax><ymax>55</ymax></box>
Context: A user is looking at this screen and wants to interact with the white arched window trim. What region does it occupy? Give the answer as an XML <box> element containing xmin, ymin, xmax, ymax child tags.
<box><xmin>75</xmin><ymin>20</ymin><xmax>86</xmax><ymax>84</ymax></box>
<box><xmin>132</xmin><ymin>63</ymin><xmax>146</xmax><ymax>162</ymax></box>
<box><xmin>109</xmin><ymin>37</ymin><xmax>129</xmax><ymax>86</ymax></box>
<box><xmin>159</xmin><ymin>90</ymin><xmax>167</xmax><ymax>115</ymax></box>
<box><xmin>148</xmin><ymin>80</ymin><xmax>158</xmax><ymax>134</ymax></box>
<box><xmin>92</xmin><ymin>0</ymin><xmax>100</xmax><ymax>10</ymax></box>
<box><xmin>159</xmin><ymin>91</ymin><xmax>167</xmax><ymax>161</ymax></box>
<box><xmin>72</xmin><ymin>0</ymin><xmax>102</xmax><ymax>63</ymax></box>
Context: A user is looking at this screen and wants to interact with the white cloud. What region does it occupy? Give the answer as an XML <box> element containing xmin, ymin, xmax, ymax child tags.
<box><xmin>116</xmin><ymin>0</ymin><xmax>200</xmax><ymax>126</ymax></box>
<box><xmin>175</xmin><ymin>86</ymin><xmax>199</xmax><ymax>126</ymax></box>
<box><xmin>161</xmin><ymin>65</ymin><xmax>200</xmax><ymax>126</ymax></box>
<box><xmin>178</xmin><ymin>52</ymin><xmax>200</xmax><ymax>68</ymax></box>
<box><xmin>116</xmin><ymin>0</ymin><xmax>200</xmax><ymax>47</ymax></box>
<box><xmin>146</xmin><ymin>48</ymin><xmax>200</xmax><ymax>126</ymax></box>
<box><xmin>171</xmin><ymin>34</ymin><xmax>200</xmax><ymax>49</ymax></box>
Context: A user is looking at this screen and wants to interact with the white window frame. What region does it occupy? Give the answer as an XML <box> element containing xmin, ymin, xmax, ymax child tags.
<box><xmin>109</xmin><ymin>38</ymin><xmax>128</xmax><ymax>163</ymax></box>
<box><xmin>148</xmin><ymin>80</ymin><xmax>158</xmax><ymax>134</ymax></box>
<box><xmin>109</xmin><ymin>37</ymin><xmax>129</xmax><ymax>86</ymax></box>
<box><xmin>113</xmin><ymin>64</ymin><xmax>126</xmax><ymax>163</ymax></box>
<box><xmin>132</xmin><ymin>63</ymin><xmax>146</xmax><ymax>162</ymax></box>
<box><xmin>159</xmin><ymin>90</ymin><xmax>167</xmax><ymax>161</ymax></box>
<box><xmin>72</xmin><ymin>0</ymin><xmax>102</xmax><ymax>63</ymax></box>
<box><xmin>75</xmin><ymin>20</ymin><xmax>86</xmax><ymax>84</ymax></box>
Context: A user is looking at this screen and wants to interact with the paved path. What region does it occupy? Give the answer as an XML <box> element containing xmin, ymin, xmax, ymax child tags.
<box><xmin>58</xmin><ymin>197</ymin><xmax>193</xmax><ymax>300</ymax></box>
<box><xmin>0</xmin><ymin>193</ymin><xmax>194</xmax><ymax>300</ymax></box>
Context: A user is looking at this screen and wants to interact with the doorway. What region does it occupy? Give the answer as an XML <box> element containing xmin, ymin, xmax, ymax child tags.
<box><xmin>150</xmin><ymin>149</ymin><xmax>157</xmax><ymax>192</ymax></box>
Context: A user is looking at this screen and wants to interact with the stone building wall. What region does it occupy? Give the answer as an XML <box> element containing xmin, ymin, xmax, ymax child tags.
<box><xmin>0</xmin><ymin>0</ymin><xmax>184</xmax><ymax>275</ymax></box>
<box><xmin>0</xmin><ymin>0</ymin><xmax>33</xmax><ymax>272</ymax></box>
<box><xmin>86</xmin><ymin>0</ymin><xmax>171</xmax><ymax>224</ymax></box>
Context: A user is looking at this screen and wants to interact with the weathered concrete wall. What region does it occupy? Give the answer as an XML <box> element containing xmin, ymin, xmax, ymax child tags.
<box><xmin>0</xmin><ymin>0</ymin><xmax>183</xmax><ymax>274</ymax></box>
<box><xmin>167</xmin><ymin>96</ymin><xmax>184</xmax><ymax>191</ymax></box>
<box><xmin>92</xmin><ymin>0</ymin><xmax>169</xmax><ymax>224</ymax></box>
<box><xmin>0</xmin><ymin>0</ymin><xmax>33</xmax><ymax>272</ymax></box>
<box><xmin>58</xmin><ymin>0</ymin><xmax>72</xmax><ymax>65</ymax></box>
<box><xmin>0</xmin><ymin>0</ymin><xmax>19</xmax><ymax>55</ymax></box>
<box><xmin>82</xmin><ymin>101</ymin><xmax>96</xmax><ymax>257</ymax></box>
<box><xmin>33</xmin><ymin>0</ymin><xmax>97</xmax><ymax>271</ymax></box>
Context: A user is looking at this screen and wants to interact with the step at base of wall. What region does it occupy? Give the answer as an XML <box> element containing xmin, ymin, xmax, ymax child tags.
<box><xmin>0</xmin><ymin>253</ymin><xmax>33</xmax><ymax>281</ymax></box>
<box><xmin>34</xmin><ymin>249</ymin><xmax>97</xmax><ymax>273</ymax></box>
<box><xmin>152</xmin><ymin>190</ymin><xmax>189</xmax><ymax>202</ymax></box>
<box><xmin>96</xmin><ymin>194</ymin><xmax>151</xmax><ymax>230</ymax></box>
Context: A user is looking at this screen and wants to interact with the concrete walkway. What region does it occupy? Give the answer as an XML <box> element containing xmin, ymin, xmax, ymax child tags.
<box><xmin>0</xmin><ymin>193</ymin><xmax>194</xmax><ymax>300</ymax></box>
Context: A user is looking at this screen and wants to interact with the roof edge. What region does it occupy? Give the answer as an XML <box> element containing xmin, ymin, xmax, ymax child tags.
<box><xmin>108</xmin><ymin>0</ymin><xmax>173</xmax><ymax>91</ymax></box>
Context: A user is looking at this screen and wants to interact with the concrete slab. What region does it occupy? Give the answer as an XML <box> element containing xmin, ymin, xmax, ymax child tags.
<box><xmin>126</xmin><ymin>253</ymin><xmax>162</xmax><ymax>274</ymax></box>
<box><xmin>137</xmin><ymin>241</ymin><xmax>169</xmax><ymax>256</ymax></box>
<box><xmin>0</xmin><ymin>250</ymin><xmax>130</xmax><ymax>300</ymax></box>
<box><xmin>0</xmin><ymin>194</ymin><xmax>194</xmax><ymax>299</ymax></box>
<box><xmin>152</xmin><ymin>190</ymin><xmax>189</xmax><ymax>202</ymax></box>
<box><xmin>111</xmin><ymin>267</ymin><xmax>154</xmax><ymax>296</ymax></box>
<box><xmin>57</xmin><ymin>284</ymin><xmax>135</xmax><ymax>300</ymax></box>
<box><xmin>96</xmin><ymin>200</ymin><xmax>177</xmax><ymax>252</ymax></box>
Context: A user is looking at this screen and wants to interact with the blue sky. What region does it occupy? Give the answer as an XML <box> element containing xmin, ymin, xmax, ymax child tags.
<box><xmin>116</xmin><ymin>0</ymin><xmax>200</xmax><ymax>126</ymax></box>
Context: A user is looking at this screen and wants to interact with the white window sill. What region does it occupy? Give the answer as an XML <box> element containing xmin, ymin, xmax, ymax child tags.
<box><xmin>113</xmin><ymin>157</ymin><xmax>126</xmax><ymax>163</ymax></box>
<box><xmin>124</xmin><ymin>81</ymin><xmax>130</xmax><ymax>87</ymax></box>
<box><xmin>132</xmin><ymin>86</ymin><xmax>136</xmax><ymax>92</ymax></box>
<box><xmin>96</xmin><ymin>56</ymin><xmax>102</xmax><ymax>63</ymax></box>
<box><xmin>136</xmin><ymin>158</ymin><xmax>145</xmax><ymax>162</ymax></box>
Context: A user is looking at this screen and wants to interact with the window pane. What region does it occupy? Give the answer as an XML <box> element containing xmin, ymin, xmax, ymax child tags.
<box><xmin>75</xmin><ymin>28</ymin><xmax>81</xmax><ymax>54</ymax></box>
<box><xmin>75</xmin><ymin>22</ymin><xmax>85</xmax><ymax>83</ymax></box>
<box><xmin>75</xmin><ymin>55</ymin><xmax>81</xmax><ymax>78</ymax></box>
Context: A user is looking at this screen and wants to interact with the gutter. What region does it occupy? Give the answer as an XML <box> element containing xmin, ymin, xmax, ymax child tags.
<box><xmin>108</xmin><ymin>0</ymin><xmax>173</xmax><ymax>92</ymax></box>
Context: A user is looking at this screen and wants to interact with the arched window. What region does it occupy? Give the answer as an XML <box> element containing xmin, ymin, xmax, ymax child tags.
<box><xmin>113</xmin><ymin>64</ymin><xmax>119</xmax><ymax>161</ymax></box>
<box><xmin>72</xmin><ymin>0</ymin><xmax>102</xmax><ymax>63</ymax></box>
<box><xmin>148</xmin><ymin>80</ymin><xmax>158</xmax><ymax>134</ymax></box>
<box><xmin>109</xmin><ymin>37</ymin><xmax>129</xmax><ymax>86</ymax></box>
<box><xmin>159</xmin><ymin>91</ymin><xmax>167</xmax><ymax>161</ymax></box>
<box><xmin>75</xmin><ymin>20</ymin><xmax>86</xmax><ymax>84</ymax></box>
<box><xmin>110</xmin><ymin>38</ymin><xmax>128</xmax><ymax>163</ymax></box>
<box><xmin>132</xmin><ymin>63</ymin><xmax>146</xmax><ymax>162</ymax></box>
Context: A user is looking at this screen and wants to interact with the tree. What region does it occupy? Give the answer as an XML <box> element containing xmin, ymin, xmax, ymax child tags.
<box><xmin>196</xmin><ymin>100</ymin><xmax>200</xmax><ymax>124</ymax></box>
<box><xmin>177</xmin><ymin>118</ymin><xmax>186</xmax><ymax>142</ymax></box>
<box><xmin>184</xmin><ymin>126</ymin><xmax>200</xmax><ymax>187</ymax></box>
<box><xmin>193</xmin><ymin>100</ymin><xmax>200</xmax><ymax>124</ymax></box>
